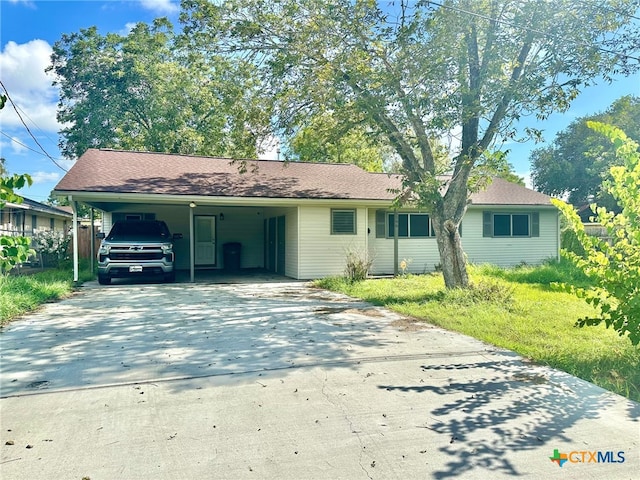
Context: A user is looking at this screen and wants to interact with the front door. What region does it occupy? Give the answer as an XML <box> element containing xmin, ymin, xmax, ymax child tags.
<box><xmin>195</xmin><ymin>215</ymin><xmax>216</xmax><ymax>266</ymax></box>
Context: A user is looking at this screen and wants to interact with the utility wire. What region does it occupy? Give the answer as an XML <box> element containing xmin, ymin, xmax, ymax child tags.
<box><xmin>0</xmin><ymin>80</ymin><xmax>68</xmax><ymax>172</ymax></box>
<box><xmin>0</xmin><ymin>130</ymin><xmax>59</xmax><ymax>158</ymax></box>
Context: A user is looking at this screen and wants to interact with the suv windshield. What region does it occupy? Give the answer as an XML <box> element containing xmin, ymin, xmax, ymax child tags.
<box><xmin>107</xmin><ymin>221</ymin><xmax>171</xmax><ymax>241</ymax></box>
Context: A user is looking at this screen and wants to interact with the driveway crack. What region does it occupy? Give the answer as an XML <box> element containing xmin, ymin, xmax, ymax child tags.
<box><xmin>319</xmin><ymin>370</ymin><xmax>372</xmax><ymax>480</ymax></box>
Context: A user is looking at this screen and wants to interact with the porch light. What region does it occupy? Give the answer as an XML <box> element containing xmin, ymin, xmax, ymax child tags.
<box><xmin>219</xmin><ymin>213</ymin><xmax>225</xmax><ymax>221</ymax></box>
<box><xmin>189</xmin><ymin>202</ymin><xmax>196</xmax><ymax>208</ymax></box>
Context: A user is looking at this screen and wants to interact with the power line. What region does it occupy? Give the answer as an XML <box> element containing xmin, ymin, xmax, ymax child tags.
<box><xmin>0</xmin><ymin>130</ymin><xmax>57</xmax><ymax>157</ymax></box>
<box><xmin>0</xmin><ymin>80</ymin><xmax>68</xmax><ymax>172</ymax></box>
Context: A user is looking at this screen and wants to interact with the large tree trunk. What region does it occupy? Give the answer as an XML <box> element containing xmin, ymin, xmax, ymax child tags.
<box><xmin>431</xmin><ymin>168</ymin><xmax>472</xmax><ymax>289</ymax></box>
<box><xmin>432</xmin><ymin>211</ymin><xmax>469</xmax><ymax>289</ymax></box>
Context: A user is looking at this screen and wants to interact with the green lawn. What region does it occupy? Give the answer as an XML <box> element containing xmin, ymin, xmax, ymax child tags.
<box><xmin>314</xmin><ymin>260</ymin><xmax>640</xmax><ymax>402</ymax></box>
<box><xmin>0</xmin><ymin>263</ymin><xmax>94</xmax><ymax>326</ymax></box>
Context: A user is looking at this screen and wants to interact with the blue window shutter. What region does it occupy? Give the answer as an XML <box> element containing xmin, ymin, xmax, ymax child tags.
<box><xmin>375</xmin><ymin>210</ymin><xmax>385</xmax><ymax>238</ymax></box>
<box><xmin>483</xmin><ymin>211</ymin><xmax>492</xmax><ymax>237</ymax></box>
<box><xmin>532</xmin><ymin>212</ymin><xmax>540</xmax><ymax>237</ymax></box>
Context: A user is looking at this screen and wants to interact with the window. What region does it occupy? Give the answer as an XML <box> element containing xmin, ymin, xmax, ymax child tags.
<box><xmin>387</xmin><ymin>213</ymin><xmax>434</xmax><ymax>238</ymax></box>
<box><xmin>331</xmin><ymin>209</ymin><xmax>356</xmax><ymax>235</ymax></box>
<box><xmin>483</xmin><ymin>211</ymin><xmax>539</xmax><ymax>238</ymax></box>
<box><xmin>50</xmin><ymin>218</ymin><xmax>55</xmax><ymax>229</ymax></box>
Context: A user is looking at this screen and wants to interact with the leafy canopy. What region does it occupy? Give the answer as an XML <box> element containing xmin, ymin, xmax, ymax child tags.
<box><xmin>181</xmin><ymin>0</ymin><xmax>640</xmax><ymax>288</ymax></box>
<box><xmin>532</xmin><ymin>95</ymin><xmax>640</xmax><ymax>209</ymax></box>
<box><xmin>552</xmin><ymin>123</ymin><xmax>640</xmax><ymax>345</ymax></box>
<box><xmin>49</xmin><ymin>18</ymin><xmax>272</xmax><ymax>159</ymax></box>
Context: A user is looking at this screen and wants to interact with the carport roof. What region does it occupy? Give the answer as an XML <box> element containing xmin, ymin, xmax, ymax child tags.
<box><xmin>53</xmin><ymin>148</ymin><xmax>553</xmax><ymax>206</ymax></box>
<box><xmin>54</xmin><ymin>149</ymin><xmax>400</xmax><ymax>201</ymax></box>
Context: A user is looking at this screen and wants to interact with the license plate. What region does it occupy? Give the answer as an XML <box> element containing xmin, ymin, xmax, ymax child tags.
<box><xmin>129</xmin><ymin>265</ymin><xmax>143</xmax><ymax>273</ymax></box>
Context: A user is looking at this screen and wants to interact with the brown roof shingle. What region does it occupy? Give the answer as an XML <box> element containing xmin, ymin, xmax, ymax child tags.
<box><xmin>54</xmin><ymin>149</ymin><xmax>399</xmax><ymax>201</ymax></box>
<box><xmin>54</xmin><ymin>149</ymin><xmax>552</xmax><ymax>206</ymax></box>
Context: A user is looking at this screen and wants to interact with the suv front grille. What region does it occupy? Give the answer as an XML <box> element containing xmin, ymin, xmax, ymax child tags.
<box><xmin>110</xmin><ymin>252</ymin><xmax>164</xmax><ymax>261</ymax></box>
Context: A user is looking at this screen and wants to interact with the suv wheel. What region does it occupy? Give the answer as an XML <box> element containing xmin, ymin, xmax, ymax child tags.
<box><xmin>98</xmin><ymin>274</ymin><xmax>111</xmax><ymax>285</ymax></box>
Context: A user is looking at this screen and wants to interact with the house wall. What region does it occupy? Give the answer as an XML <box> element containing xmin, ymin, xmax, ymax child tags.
<box><xmin>462</xmin><ymin>208</ymin><xmax>559</xmax><ymax>267</ymax></box>
<box><xmin>0</xmin><ymin>208</ymin><xmax>70</xmax><ymax>237</ymax></box>
<box><xmin>367</xmin><ymin>209</ymin><xmax>441</xmax><ymax>275</ymax></box>
<box><xmin>368</xmin><ymin>207</ymin><xmax>559</xmax><ymax>274</ymax></box>
<box><xmin>297</xmin><ymin>205</ymin><xmax>368</xmax><ymax>279</ymax></box>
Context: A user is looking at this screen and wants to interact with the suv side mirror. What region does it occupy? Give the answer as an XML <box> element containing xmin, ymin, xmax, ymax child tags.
<box><xmin>96</xmin><ymin>232</ymin><xmax>106</xmax><ymax>239</ymax></box>
<box><xmin>173</xmin><ymin>233</ymin><xmax>183</xmax><ymax>240</ymax></box>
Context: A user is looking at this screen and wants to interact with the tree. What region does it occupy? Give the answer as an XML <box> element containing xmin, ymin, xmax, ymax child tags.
<box><xmin>49</xmin><ymin>18</ymin><xmax>272</xmax><ymax>160</ymax></box>
<box><xmin>289</xmin><ymin>112</ymin><xmax>387</xmax><ymax>172</ymax></box>
<box><xmin>0</xmin><ymin>96</ymin><xmax>35</xmax><ymax>273</ymax></box>
<box><xmin>553</xmin><ymin>123</ymin><xmax>640</xmax><ymax>345</ymax></box>
<box><xmin>532</xmin><ymin>95</ymin><xmax>640</xmax><ymax>209</ymax></box>
<box><xmin>180</xmin><ymin>0</ymin><xmax>639</xmax><ymax>288</ymax></box>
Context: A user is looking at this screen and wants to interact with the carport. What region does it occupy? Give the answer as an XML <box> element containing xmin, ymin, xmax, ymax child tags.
<box><xmin>62</xmin><ymin>193</ymin><xmax>297</xmax><ymax>283</ymax></box>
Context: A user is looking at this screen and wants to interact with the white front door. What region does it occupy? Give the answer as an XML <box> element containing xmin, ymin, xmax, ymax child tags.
<box><xmin>195</xmin><ymin>216</ymin><xmax>216</xmax><ymax>266</ymax></box>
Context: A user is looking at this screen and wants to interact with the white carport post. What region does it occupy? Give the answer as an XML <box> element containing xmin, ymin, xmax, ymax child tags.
<box><xmin>189</xmin><ymin>203</ymin><xmax>195</xmax><ymax>282</ymax></box>
<box><xmin>70</xmin><ymin>196</ymin><xmax>79</xmax><ymax>283</ymax></box>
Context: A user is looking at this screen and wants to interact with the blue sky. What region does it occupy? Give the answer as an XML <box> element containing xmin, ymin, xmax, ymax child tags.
<box><xmin>0</xmin><ymin>0</ymin><xmax>638</xmax><ymax>203</ymax></box>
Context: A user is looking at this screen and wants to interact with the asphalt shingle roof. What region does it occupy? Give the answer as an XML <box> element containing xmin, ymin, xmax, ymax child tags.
<box><xmin>54</xmin><ymin>149</ymin><xmax>552</xmax><ymax>206</ymax></box>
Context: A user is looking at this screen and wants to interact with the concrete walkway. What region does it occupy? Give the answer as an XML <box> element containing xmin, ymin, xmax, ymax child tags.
<box><xmin>0</xmin><ymin>280</ymin><xmax>638</xmax><ymax>479</ymax></box>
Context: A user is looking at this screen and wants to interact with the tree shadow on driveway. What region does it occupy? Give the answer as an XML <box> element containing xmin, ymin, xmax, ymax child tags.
<box><xmin>0</xmin><ymin>281</ymin><xmax>403</xmax><ymax>396</ymax></box>
<box><xmin>379</xmin><ymin>355</ymin><xmax>638</xmax><ymax>478</ymax></box>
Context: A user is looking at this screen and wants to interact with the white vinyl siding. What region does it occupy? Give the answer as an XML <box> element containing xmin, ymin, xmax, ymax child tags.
<box><xmin>464</xmin><ymin>208</ymin><xmax>559</xmax><ymax>267</ymax></box>
<box><xmin>298</xmin><ymin>205</ymin><xmax>367</xmax><ymax>279</ymax></box>
<box><xmin>368</xmin><ymin>207</ymin><xmax>559</xmax><ymax>274</ymax></box>
<box><xmin>368</xmin><ymin>209</ymin><xmax>441</xmax><ymax>275</ymax></box>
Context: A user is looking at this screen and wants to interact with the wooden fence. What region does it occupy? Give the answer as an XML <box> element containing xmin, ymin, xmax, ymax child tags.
<box><xmin>68</xmin><ymin>225</ymin><xmax>101</xmax><ymax>260</ymax></box>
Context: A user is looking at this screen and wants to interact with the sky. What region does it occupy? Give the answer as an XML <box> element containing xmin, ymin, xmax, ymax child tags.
<box><xmin>0</xmin><ymin>0</ymin><xmax>639</xmax><ymax>203</ymax></box>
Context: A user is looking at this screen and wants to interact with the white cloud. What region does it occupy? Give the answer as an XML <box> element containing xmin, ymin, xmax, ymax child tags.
<box><xmin>0</xmin><ymin>40</ymin><xmax>60</xmax><ymax>132</ymax></box>
<box><xmin>119</xmin><ymin>22</ymin><xmax>139</xmax><ymax>36</ymax></box>
<box><xmin>139</xmin><ymin>0</ymin><xmax>179</xmax><ymax>15</ymax></box>
<box><xmin>9</xmin><ymin>136</ymin><xmax>28</xmax><ymax>154</ymax></box>
<box><xmin>30</xmin><ymin>171</ymin><xmax>62</xmax><ymax>185</ymax></box>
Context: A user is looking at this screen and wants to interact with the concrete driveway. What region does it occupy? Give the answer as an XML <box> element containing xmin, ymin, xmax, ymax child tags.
<box><xmin>0</xmin><ymin>280</ymin><xmax>638</xmax><ymax>479</ymax></box>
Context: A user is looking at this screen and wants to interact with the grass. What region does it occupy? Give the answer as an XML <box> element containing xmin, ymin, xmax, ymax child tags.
<box><xmin>314</xmin><ymin>258</ymin><xmax>640</xmax><ymax>402</ymax></box>
<box><xmin>0</xmin><ymin>262</ymin><xmax>94</xmax><ymax>326</ymax></box>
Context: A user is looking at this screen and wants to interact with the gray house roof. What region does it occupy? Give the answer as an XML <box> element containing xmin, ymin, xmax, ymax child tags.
<box><xmin>2</xmin><ymin>196</ymin><xmax>73</xmax><ymax>218</ymax></box>
<box><xmin>54</xmin><ymin>148</ymin><xmax>553</xmax><ymax>206</ymax></box>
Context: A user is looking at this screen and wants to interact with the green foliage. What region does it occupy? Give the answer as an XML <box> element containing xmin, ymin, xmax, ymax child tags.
<box><xmin>552</xmin><ymin>123</ymin><xmax>640</xmax><ymax>345</ymax></box>
<box><xmin>532</xmin><ymin>95</ymin><xmax>640</xmax><ymax>208</ymax></box>
<box><xmin>0</xmin><ymin>173</ymin><xmax>33</xmax><ymax>207</ymax></box>
<box><xmin>0</xmin><ymin>263</ymin><xmax>93</xmax><ymax>325</ymax></box>
<box><xmin>182</xmin><ymin>0</ymin><xmax>640</xmax><ymax>289</ymax></box>
<box><xmin>0</xmin><ymin>236</ymin><xmax>35</xmax><ymax>274</ymax></box>
<box><xmin>49</xmin><ymin>18</ymin><xmax>270</xmax><ymax>159</ymax></box>
<box><xmin>32</xmin><ymin>230</ymin><xmax>71</xmax><ymax>267</ymax></box>
<box><xmin>289</xmin><ymin>112</ymin><xmax>386</xmax><ymax>172</ymax></box>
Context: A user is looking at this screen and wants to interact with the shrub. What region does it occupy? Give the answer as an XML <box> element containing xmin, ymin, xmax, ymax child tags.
<box><xmin>344</xmin><ymin>248</ymin><xmax>373</xmax><ymax>283</ymax></box>
<box><xmin>32</xmin><ymin>230</ymin><xmax>70</xmax><ymax>267</ymax></box>
<box><xmin>552</xmin><ymin>123</ymin><xmax>640</xmax><ymax>345</ymax></box>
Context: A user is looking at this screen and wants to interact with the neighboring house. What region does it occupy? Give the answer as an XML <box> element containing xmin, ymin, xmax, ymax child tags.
<box><xmin>0</xmin><ymin>196</ymin><xmax>73</xmax><ymax>238</ymax></box>
<box><xmin>53</xmin><ymin>148</ymin><xmax>559</xmax><ymax>281</ymax></box>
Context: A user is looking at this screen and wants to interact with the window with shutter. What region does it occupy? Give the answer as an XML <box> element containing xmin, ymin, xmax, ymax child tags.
<box><xmin>331</xmin><ymin>209</ymin><xmax>356</xmax><ymax>235</ymax></box>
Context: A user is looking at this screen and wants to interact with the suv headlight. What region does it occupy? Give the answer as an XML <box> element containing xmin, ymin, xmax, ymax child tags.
<box><xmin>161</xmin><ymin>243</ymin><xmax>173</xmax><ymax>253</ymax></box>
<box><xmin>99</xmin><ymin>245</ymin><xmax>111</xmax><ymax>255</ymax></box>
